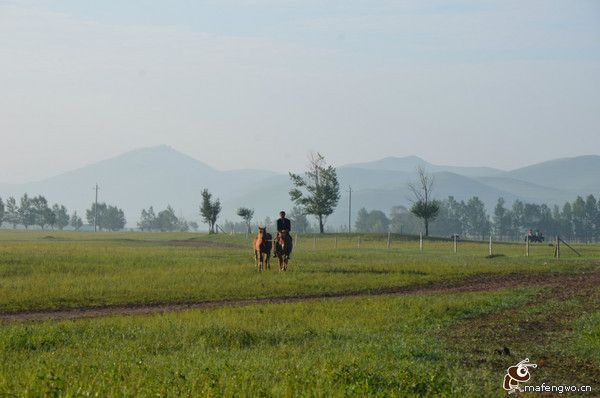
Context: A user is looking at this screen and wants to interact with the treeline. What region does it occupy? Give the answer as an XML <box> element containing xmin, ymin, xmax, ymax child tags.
<box><xmin>223</xmin><ymin>207</ymin><xmax>314</xmax><ymax>234</ymax></box>
<box><xmin>356</xmin><ymin>194</ymin><xmax>600</xmax><ymax>242</ymax></box>
<box><xmin>137</xmin><ymin>206</ymin><xmax>198</xmax><ymax>232</ymax></box>
<box><xmin>0</xmin><ymin>194</ymin><xmax>126</xmax><ymax>231</ymax></box>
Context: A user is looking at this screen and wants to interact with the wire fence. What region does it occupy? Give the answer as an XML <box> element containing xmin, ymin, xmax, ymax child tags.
<box><xmin>241</xmin><ymin>232</ymin><xmax>599</xmax><ymax>259</ymax></box>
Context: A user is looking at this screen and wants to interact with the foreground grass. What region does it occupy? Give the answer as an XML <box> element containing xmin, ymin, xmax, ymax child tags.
<box><xmin>1</xmin><ymin>285</ymin><xmax>598</xmax><ymax>397</ymax></box>
<box><xmin>0</xmin><ymin>231</ymin><xmax>596</xmax><ymax>313</ymax></box>
<box><xmin>0</xmin><ymin>289</ymin><xmax>541</xmax><ymax>397</ymax></box>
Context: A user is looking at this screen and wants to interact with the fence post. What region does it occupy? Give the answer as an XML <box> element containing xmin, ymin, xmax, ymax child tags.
<box><xmin>489</xmin><ymin>236</ymin><xmax>493</xmax><ymax>256</ymax></box>
<box><xmin>526</xmin><ymin>236</ymin><xmax>530</xmax><ymax>257</ymax></box>
<box><xmin>419</xmin><ymin>233</ymin><xmax>423</xmax><ymax>252</ymax></box>
<box><xmin>387</xmin><ymin>232</ymin><xmax>391</xmax><ymax>249</ymax></box>
<box><xmin>453</xmin><ymin>234</ymin><xmax>457</xmax><ymax>253</ymax></box>
<box><xmin>555</xmin><ymin>235</ymin><xmax>560</xmax><ymax>259</ymax></box>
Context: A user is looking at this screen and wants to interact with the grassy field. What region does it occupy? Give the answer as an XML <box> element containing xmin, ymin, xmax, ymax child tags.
<box><xmin>0</xmin><ymin>231</ymin><xmax>598</xmax><ymax>396</ymax></box>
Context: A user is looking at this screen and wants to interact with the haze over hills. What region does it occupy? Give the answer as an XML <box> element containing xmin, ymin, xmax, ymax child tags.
<box><xmin>0</xmin><ymin>146</ymin><xmax>598</xmax><ymax>229</ymax></box>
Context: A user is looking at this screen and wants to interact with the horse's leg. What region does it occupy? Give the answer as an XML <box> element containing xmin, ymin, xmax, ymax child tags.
<box><xmin>255</xmin><ymin>250</ymin><xmax>259</xmax><ymax>271</ymax></box>
<box><xmin>266</xmin><ymin>252</ymin><xmax>270</xmax><ymax>270</ymax></box>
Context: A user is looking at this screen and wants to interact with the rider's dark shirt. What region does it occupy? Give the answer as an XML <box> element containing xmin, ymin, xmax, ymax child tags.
<box><xmin>277</xmin><ymin>217</ymin><xmax>291</xmax><ymax>232</ymax></box>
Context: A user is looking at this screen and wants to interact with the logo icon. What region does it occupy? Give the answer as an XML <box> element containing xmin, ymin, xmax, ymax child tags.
<box><xmin>503</xmin><ymin>358</ymin><xmax>537</xmax><ymax>394</ymax></box>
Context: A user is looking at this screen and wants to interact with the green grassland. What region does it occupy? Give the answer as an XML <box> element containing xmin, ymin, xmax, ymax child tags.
<box><xmin>0</xmin><ymin>231</ymin><xmax>598</xmax><ymax>396</ymax></box>
<box><xmin>0</xmin><ymin>231</ymin><xmax>596</xmax><ymax>313</ymax></box>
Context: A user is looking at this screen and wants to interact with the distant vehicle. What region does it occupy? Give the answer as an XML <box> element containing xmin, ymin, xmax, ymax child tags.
<box><xmin>525</xmin><ymin>229</ymin><xmax>544</xmax><ymax>243</ymax></box>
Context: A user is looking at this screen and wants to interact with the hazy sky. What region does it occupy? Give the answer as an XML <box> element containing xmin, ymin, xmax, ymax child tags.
<box><xmin>1</xmin><ymin>0</ymin><xmax>599</xmax><ymax>183</ymax></box>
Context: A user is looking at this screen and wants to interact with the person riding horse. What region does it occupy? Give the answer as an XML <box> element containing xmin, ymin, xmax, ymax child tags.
<box><xmin>276</xmin><ymin>211</ymin><xmax>291</xmax><ymax>234</ymax></box>
<box><xmin>274</xmin><ymin>211</ymin><xmax>293</xmax><ymax>265</ymax></box>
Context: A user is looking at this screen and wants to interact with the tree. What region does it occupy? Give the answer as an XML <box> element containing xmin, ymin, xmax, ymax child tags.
<box><xmin>289</xmin><ymin>153</ymin><xmax>340</xmax><ymax>233</ymax></box>
<box><xmin>70</xmin><ymin>211</ymin><xmax>83</xmax><ymax>230</ymax></box>
<box><xmin>138</xmin><ymin>207</ymin><xmax>157</xmax><ymax>231</ymax></box>
<box><xmin>177</xmin><ymin>218</ymin><xmax>190</xmax><ymax>232</ymax></box>
<box><xmin>463</xmin><ymin>196</ymin><xmax>490</xmax><ymax>240</ymax></box>
<box><xmin>30</xmin><ymin>195</ymin><xmax>54</xmax><ymax>230</ymax></box>
<box><xmin>584</xmin><ymin>195</ymin><xmax>598</xmax><ymax>242</ymax></box>
<box><xmin>0</xmin><ymin>197</ymin><xmax>4</xmax><ymax>227</ymax></box>
<box><xmin>354</xmin><ymin>208</ymin><xmax>370</xmax><ymax>233</ymax></box>
<box><xmin>5</xmin><ymin>197</ymin><xmax>19</xmax><ymax>229</ymax></box>
<box><xmin>493</xmin><ymin>198</ymin><xmax>511</xmax><ymax>240</ymax></box>
<box><xmin>104</xmin><ymin>205</ymin><xmax>126</xmax><ymax>231</ymax></box>
<box><xmin>288</xmin><ymin>206</ymin><xmax>310</xmax><ymax>233</ymax></box>
<box><xmin>354</xmin><ymin>208</ymin><xmax>389</xmax><ymax>233</ymax></box>
<box><xmin>156</xmin><ymin>206</ymin><xmax>178</xmax><ymax>232</ymax></box>
<box><xmin>236</xmin><ymin>207</ymin><xmax>254</xmax><ymax>234</ymax></box>
<box><xmin>85</xmin><ymin>203</ymin><xmax>125</xmax><ymax>231</ymax></box>
<box><xmin>53</xmin><ymin>204</ymin><xmax>69</xmax><ymax>230</ymax></box>
<box><xmin>200</xmin><ymin>189</ymin><xmax>221</xmax><ymax>234</ymax></box>
<box><xmin>572</xmin><ymin>196</ymin><xmax>586</xmax><ymax>241</ymax></box>
<box><xmin>189</xmin><ymin>221</ymin><xmax>199</xmax><ymax>231</ymax></box>
<box><xmin>389</xmin><ymin>206</ymin><xmax>422</xmax><ymax>235</ymax></box>
<box><xmin>408</xmin><ymin>167</ymin><xmax>439</xmax><ymax>237</ymax></box>
<box><xmin>86</xmin><ymin>203</ymin><xmax>108</xmax><ymax>230</ymax></box>
<box><xmin>18</xmin><ymin>194</ymin><xmax>35</xmax><ymax>229</ymax></box>
<box><xmin>430</xmin><ymin>196</ymin><xmax>464</xmax><ymax>237</ymax></box>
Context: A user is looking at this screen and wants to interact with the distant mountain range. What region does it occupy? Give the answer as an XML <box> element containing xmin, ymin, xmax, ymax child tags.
<box><xmin>1</xmin><ymin>145</ymin><xmax>599</xmax><ymax>229</ymax></box>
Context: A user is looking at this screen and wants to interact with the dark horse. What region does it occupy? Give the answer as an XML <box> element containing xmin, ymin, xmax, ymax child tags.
<box><xmin>253</xmin><ymin>227</ymin><xmax>272</xmax><ymax>271</ymax></box>
<box><xmin>274</xmin><ymin>230</ymin><xmax>293</xmax><ymax>271</ymax></box>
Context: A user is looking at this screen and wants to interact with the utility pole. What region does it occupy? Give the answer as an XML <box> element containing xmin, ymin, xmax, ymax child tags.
<box><xmin>94</xmin><ymin>183</ymin><xmax>99</xmax><ymax>232</ymax></box>
<box><xmin>347</xmin><ymin>185</ymin><xmax>352</xmax><ymax>233</ymax></box>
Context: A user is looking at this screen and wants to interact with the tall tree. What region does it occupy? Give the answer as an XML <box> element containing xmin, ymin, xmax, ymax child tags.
<box><xmin>18</xmin><ymin>194</ymin><xmax>35</xmax><ymax>230</ymax></box>
<box><xmin>289</xmin><ymin>153</ymin><xmax>340</xmax><ymax>233</ymax></box>
<box><xmin>463</xmin><ymin>196</ymin><xmax>490</xmax><ymax>240</ymax></box>
<box><xmin>408</xmin><ymin>167</ymin><xmax>440</xmax><ymax>237</ymax></box>
<box><xmin>493</xmin><ymin>198</ymin><xmax>511</xmax><ymax>240</ymax></box>
<box><xmin>236</xmin><ymin>207</ymin><xmax>254</xmax><ymax>234</ymax></box>
<box><xmin>138</xmin><ymin>207</ymin><xmax>157</xmax><ymax>231</ymax></box>
<box><xmin>31</xmin><ymin>195</ymin><xmax>53</xmax><ymax>229</ymax></box>
<box><xmin>584</xmin><ymin>194</ymin><xmax>598</xmax><ymax>242</ymax></box>
<box><xmin>5</xmin><ymin>197</ymin><xmax>19</xmax><ymax>229</ymax></box>
<box><xmin>571</xmin><ymin>196</ymin><xmax>586</xmax><ymax>241</ymax></box>
<box><xmin>354</xmin><ymin>208</ymin><xmax>370</xmax><ymax>233</ymax></box>
<box><xmin>0</xmin><ymin>197</ymin><xmax>4</xmax><ymax>227</ymax></box>
<box><xmin>199</xmin><ymin>189</ymin><xmax>221</xmax><ymax>234</ymax></box>
<box><xmin>70</xmin><ymin>211</ymin><xmax>83</xmax><ymax>230</ymax></box>
<box><xmin>53</xmin><ymin>204</ymin><xmax>69</xmax><ymax>230</ymax></box>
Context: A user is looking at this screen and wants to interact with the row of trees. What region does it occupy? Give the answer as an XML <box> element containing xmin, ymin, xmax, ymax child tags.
<box><xmin>137</xmin><ymin>206</ymin><xmax>198</xmax><ymax>232</ymax></box>
<box><xmin>0</xmin><ymin>194</ymin><xmax>125</xmax><ymax>231</ymax></box>
<box><xmin>354</xmin><ymin>194</ymin><xmax>600</xmax><ymax>242</ymax></box>
<box><xmin>0</xmin><ymin>194</ymin><xmax>77</xmax><ymax>230</ymax></box>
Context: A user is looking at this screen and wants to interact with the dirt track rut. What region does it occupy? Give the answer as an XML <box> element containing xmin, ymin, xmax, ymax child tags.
<box><xmin>1</xmin><ymin>270</ymin><xmax>598</xmax><ymax>322</ymax></box>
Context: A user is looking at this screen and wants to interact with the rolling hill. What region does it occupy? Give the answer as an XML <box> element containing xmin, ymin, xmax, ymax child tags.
<box><xmin>0</xmin><ymin>146</ymin><xmax>598</xmax><ymax>229</ymax></box>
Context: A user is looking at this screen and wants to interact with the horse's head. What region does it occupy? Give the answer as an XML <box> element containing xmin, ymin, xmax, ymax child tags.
<box><xmin>277</xmin><ymin>230</ymin><xmax>288</xmax><ymax>245</ymax></box>
<box><xmin>257</xmin><ymin>226</ymin><xmax>266</xmax><ymax>237</ymax></box>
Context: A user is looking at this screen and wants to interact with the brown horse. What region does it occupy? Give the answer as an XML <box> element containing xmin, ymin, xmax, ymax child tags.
<box><xmin>253</xmin><ymin>227</ymin><xmax>272</xmax><ymax>271</ymax></box>
<box><xmin>274</xmin><ymin>229</ymin><xmax>293</xmax><ymax>271</ymax></box>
